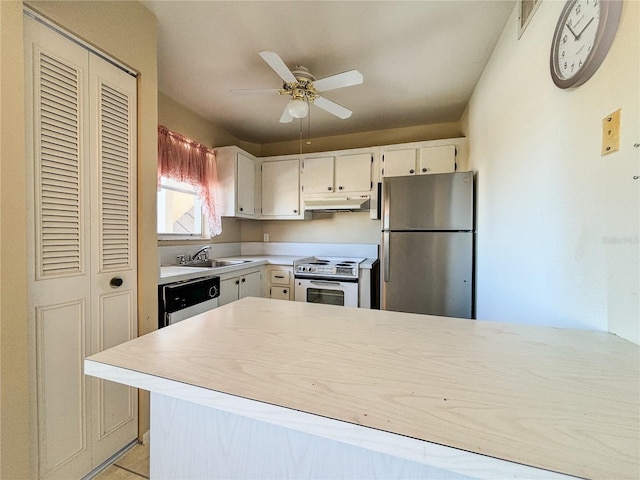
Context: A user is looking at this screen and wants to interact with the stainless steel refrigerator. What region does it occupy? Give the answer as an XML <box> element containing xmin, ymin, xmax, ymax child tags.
<box><xmin>380</xmin><ymin>172</ymin><xmax>474</xmax><ymax>318</ymax></box>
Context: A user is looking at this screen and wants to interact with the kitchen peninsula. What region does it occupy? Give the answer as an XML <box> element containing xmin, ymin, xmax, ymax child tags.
<box><xmin>85</xmin><ymin>298</ymin><xmax>639</xmax><ymax>479</ymax></box>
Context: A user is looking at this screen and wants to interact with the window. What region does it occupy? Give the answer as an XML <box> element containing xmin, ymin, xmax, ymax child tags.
<box><xmin>157</xmin><ymin>177</ymin><xmax>208</xmax><ymax>238</ymax></box>
<box><xmin>157</xmin><ymin>125</ymin><xmax>222</xmax><ymax>238</ymax></box>
<box><xmin>518</xmin><ymin>0</ymin><xmax>541</xmax><ymax>38</ymax></box>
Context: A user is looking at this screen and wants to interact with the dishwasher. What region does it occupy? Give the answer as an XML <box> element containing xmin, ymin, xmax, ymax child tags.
<box><xmin>158</xmin><ymin>275</ymin><xmax>220</xmax><ymax>329</ymax></box>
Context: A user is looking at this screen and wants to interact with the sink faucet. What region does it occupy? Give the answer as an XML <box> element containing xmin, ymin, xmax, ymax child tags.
<box><xmin>191</xmin><ymin>246</ymin><xmax>211</xmax><ymax>262</ymax></box>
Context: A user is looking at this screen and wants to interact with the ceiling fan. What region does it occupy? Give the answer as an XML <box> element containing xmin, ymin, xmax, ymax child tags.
<box><xmin>231</xmin><ymin>51</ymin><xmax>363</xmax><ymax>123</ymax></box>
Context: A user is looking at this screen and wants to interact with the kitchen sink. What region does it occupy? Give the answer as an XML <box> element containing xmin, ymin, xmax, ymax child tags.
<box><xmin>187</xmin><ymin>259</ymin><xmax>253</xmax><ymax>268</ymax></box>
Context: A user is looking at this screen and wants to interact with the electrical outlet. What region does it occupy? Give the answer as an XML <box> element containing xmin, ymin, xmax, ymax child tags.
<box><xmin>263</xmin><ymin>233</ymin><xmax>269</xmax><ymax>242</ymax></box>
<box><xmin>602</xmin><ymin>109</ymin><xmax>621</xmax><ymax>156</ymax></box>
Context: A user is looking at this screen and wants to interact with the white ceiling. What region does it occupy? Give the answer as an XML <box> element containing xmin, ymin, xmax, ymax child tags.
<box><xmin>143</xmin><ymin>1</ymin><xmax>515</xmax><ymax>144</ymax></box>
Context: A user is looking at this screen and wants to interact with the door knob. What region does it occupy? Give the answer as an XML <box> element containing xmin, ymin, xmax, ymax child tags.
<box><xmin>110</xmin><ymin>277</ymin><xmax>123</xmax><ymax>288</ymax></box>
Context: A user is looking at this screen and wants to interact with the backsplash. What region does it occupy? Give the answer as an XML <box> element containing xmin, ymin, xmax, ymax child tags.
<box><xmin>159</xmin><ymin>242</ymin><xmax>379</xmax><ymax>267</ymax></box>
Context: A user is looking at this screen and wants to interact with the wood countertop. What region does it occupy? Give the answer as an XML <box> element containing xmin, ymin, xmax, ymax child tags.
<box><xmin>85</xmin><ymin>297</ymin><xmax>639</xmax><ymax>479</ymax></box>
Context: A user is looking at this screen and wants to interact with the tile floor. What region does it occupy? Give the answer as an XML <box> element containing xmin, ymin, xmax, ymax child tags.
<box><xmin>93</xmin><ymin>443</ymin><xmax>150</xmax><ymax>480</ymax></box>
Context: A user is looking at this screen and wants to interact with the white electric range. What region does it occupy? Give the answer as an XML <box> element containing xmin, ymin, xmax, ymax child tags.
<box><xmin>294</xmin><ymin>257</ymin><xmax>365</xmax><ymax>307</ymax></box>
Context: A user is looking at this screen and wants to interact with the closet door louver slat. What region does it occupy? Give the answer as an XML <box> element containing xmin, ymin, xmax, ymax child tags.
<box><xmin>37</xmin><ymin>52</ymin><xmax>83</xmax><ymax>278</ymax></box>
<box><xmin>99</xmin><ymin>83</ymin><xmax>131</xmax><ymax>271</ymax></box>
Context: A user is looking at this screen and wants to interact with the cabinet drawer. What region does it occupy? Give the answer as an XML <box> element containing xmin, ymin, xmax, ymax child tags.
<box><xmin>270</xmin><ymin>271</ymin><xmax>291</xmax><ymax>285</ymax></box>
<box><xmin>270</xmin><ymin>286</ymin><xmax>290</xmax><ymax>300</ymax></box>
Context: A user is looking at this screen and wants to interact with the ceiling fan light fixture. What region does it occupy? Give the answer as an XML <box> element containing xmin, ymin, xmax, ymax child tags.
<box><xmin>287</xmin><ymin>98</ymin><xmax>309</xmax><ymax>119</ymax></box>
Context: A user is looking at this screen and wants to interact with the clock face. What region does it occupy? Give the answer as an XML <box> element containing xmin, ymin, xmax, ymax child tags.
<box><xmin>554</xmin><ymin>0</ymin><xmax>601</xmax><ymax>81</ymax></box>
<box><xmin>550</xmin><ymin>0</ymin><xmax>622</xmax><ymax>89</ymax></box>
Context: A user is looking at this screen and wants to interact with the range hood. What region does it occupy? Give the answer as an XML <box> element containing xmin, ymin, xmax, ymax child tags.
<box><xmin>304</xmin><ymin>196</ymin><xmax>370</xmax><ymax>212</ymax></box>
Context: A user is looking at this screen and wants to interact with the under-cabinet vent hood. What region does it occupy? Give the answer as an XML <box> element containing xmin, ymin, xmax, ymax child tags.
<box><xmin>304</xmin><ymin>196</ymin><xmax>370</xmax><ymax>212</ymax></box>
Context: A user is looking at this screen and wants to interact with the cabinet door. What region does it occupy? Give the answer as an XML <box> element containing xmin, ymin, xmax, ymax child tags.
<box><xmin>270</xmin><ymin>286</ymin><xmax>290</xmax><ymax>300</ymax></box>
<box><xmin>301</xmin><ymin>156</ymin><xmax>334</xmax><ymax>194</ymax></box>
<box><xmin>261</xmin><ymin>159</ymin><xmax>300</xmax><ymax>217</ymax></box>
<box><xmin>419</xmin><ymin>145</ymin><xmax>456</xmax><ymax>174</ymax></box>
<box><xmin>239</xmin><ymin>271</ymin><xmax>262</xmax><ymax>299</ymax></box>
<box><xmin>335</xmin><ymin>153</ymin><xmax>372</xmax><ymax>192</ymax></box>
<box><xmin>237</xmin><ymin>153</ymin><xmax>255</xmax><ymax>216</ymax></box>
<box><xmin>382</xmin><ymin>149</ymin><xmax>417</xmax><ymax>177</ymax></box>
<box><xmin>219</xmin><ymin>277</ymin><xmax>240</xmax><ymax>306</ymax></box>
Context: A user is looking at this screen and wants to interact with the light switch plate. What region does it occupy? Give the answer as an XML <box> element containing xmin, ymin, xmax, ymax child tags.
<box><xmin>602</xmin><ymin>109</ymin><xmax>621</xmax><ymax>156</ymax></box>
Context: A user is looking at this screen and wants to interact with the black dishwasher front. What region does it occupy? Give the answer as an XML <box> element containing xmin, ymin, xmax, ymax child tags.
<box><xmin>158</xmin><ymin>275</ymin><xmax>220</xmax><ymax>328</ymax></box>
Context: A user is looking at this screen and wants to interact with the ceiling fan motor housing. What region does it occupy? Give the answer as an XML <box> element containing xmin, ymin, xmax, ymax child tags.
<box><xmin>281</xmin><ymin>66</ymin><xmax>319</xmax><ymax>103</ymax></box>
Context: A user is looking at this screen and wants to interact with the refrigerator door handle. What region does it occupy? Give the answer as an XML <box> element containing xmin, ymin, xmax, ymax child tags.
<box><xmin>383</xmin><ymin>231</ymin><xmax>390</xmax><ymax>282</ymax></box>
<box><xmin>382</xmin><ymin>181</ymin><xmax>390</xmax><ymax>230</ymax></box>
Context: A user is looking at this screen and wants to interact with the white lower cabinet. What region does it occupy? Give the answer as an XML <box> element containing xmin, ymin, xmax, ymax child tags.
<box><xmin>219</xmin><ymin>269</ymin><xmax>263</xmax><ymax>306</ymax></box>
<box><xmin>266</xmin><ymin>266</ymin><xmax>294</xmax><ymax>301</ymax></box>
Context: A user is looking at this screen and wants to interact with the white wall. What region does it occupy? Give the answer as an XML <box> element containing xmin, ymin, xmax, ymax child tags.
<box><xmin>467</xmin><ymin>1</ymin><xmax>639</xmax><ymax>343</ymax></box>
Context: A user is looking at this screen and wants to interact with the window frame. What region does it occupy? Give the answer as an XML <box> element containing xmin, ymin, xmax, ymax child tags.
<box><xmin>157</xmin><ymin>176</ymin><xmax>210</xmax><ymax>241</ymax></box>
<box><xmin>518</xmin><ymin>0</ymin><xmax>542</xmax><ymax>39</ymax></box>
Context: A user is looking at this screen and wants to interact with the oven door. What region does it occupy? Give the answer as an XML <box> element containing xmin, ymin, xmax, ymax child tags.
<box><xmin>295</xmin><ymin>278</ymin><xmax>359</xmax><ymax>307</ymax></box>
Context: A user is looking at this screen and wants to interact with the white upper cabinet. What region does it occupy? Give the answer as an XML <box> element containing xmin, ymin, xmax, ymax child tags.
<box><xmin>380</xmin><ymin>149</ymin><xmax>417</xmax><ymax>177</ymax></box>
<box><xmin>236</xmin><ymin>153</ymin><xmax>256</xmax><ymax>216</ymax></box>
<box><xmin>335</xmin><ymin>153</ymin><xmax>373</xmax><ymax>192</ymax></box>
<box><xmin>301</xmin><ymin>156</ymin><xmax>334</xmax><ymax>194</ymax></box>
<box><xmin>419</xmin><ymin>145</ymin><xmax>456</xmax><ymax>174</ymax></box>
<box><xmin>302</xmin><ymin>152</ymin><xmax>373</xmax><ymax>194</ymax></box>
<box><xmin>261</xmin><ymin>158</ymin><xmax>302</xmax><ymax>218</ymax></box>
<box><xmin>215</xmin><ymin>146</ymin><xmax>258</xmax><ymax>218</ymax></box>
<box><xmin>381</xmin><ymin>140</ymin><xmax>466</xmax><ymax>178</ymax></box>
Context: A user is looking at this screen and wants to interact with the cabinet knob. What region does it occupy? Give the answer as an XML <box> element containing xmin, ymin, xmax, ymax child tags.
<box><xmin>409</xmin><ymin>169</ymin><xmax>415</xmax><ymax>174</ymax></box>
<box><xmin>328</xmin><ymin>186</ymin><xmax>332</xmax><ymax>191</ymax></box>
<box><xmin>110</xmin><ymin>276</ymin><xmax>123</xmax><ymax>288</ymax></box>
<box><xmin>422</xmin><ymin>167</ymin><xmax>428</xmax><ymax>173</ymax></box>
<box><xmin>293</xmin><ymin>209</ymin><xmax>298</xmax><ymax>213</ymax></box>
<box><xmin>235</xmin><ymin>280</ymin><xmax>240</xmax><ymax>285</ymax></box>
<box><xmin>241</xmin><ymin>278</ymin><xmax>246</xmax><ymax>283</ymax></box>
<box><xmin>338</xmin><ymin>186</ymin><xmax>343</xmax><ymax>190</ymax></box>
<box><xmin>239</xmin><ymin>207</ymin><xmax>244</xmax><ymax>212</ymax></box>
<box><xmin>283</xmin><ymin>289</ymin><xmax>288</xmax><ymax>294</ymax></box>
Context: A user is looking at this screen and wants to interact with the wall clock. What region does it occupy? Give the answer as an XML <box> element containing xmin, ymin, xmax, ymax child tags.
<box><xmin>550</xmin><ymin>0</ymin><xmax>623</xmax><ymax>89</ymax></box>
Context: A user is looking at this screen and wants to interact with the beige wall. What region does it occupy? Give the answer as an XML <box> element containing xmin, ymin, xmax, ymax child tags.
<box><xmin>0</xmin><ymin>1</ymin><xmax>29</xmax><ymax>477</ymax></box>
<box><xmin>467</xmin><ymin>1</ymin><xmax>639</xmax><ymax>343</ymax></box>
<box><xmin>255</xmin><ymin>212</ymin><xmax>380</xmax><ymax>245</ymax></box>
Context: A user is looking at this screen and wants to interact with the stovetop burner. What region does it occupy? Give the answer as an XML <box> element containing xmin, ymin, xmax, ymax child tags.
<box><xmin>294</xmin><ymin>257</ymin><xmax>365</xmax><ymax>280</ymax></box>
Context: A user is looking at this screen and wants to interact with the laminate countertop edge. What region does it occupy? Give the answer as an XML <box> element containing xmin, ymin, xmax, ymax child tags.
<box><xmin>84</xmin><ymin>358</ymin><xmax>576</xmax><ymax>480</ymax></box>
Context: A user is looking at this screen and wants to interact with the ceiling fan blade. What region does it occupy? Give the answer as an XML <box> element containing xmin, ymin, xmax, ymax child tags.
<box><xmin>313</xmin><ymin>96</ymin><xmax>352</xmax><ymax>119</ymax></box>
<box><xmin>259</xmin><ymin>51</ymin><xmax>297</xmax><ymax>84</ymax></box>
<box><xmin>279</xmin><ymin>105</ymin><xmax>294</xmax><ymax>123</ymax></box>
<box><xmin>230</xmin><ymin>88</ymin><xmax>280</xmax><ymax>95</ymax></box>
<box><xmin>313</xmin><ymin>70</ymin><xmax>363</xmax><ymax>92</ymax></box>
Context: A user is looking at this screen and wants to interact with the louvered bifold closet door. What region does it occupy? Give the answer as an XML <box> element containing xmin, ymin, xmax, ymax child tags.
<box><xmin>24</xmin><ymin>17</ymin><xmax>93</xmax><ymax>480</ymax></box>
<box><xmin>25</xmin><ymin>14</ymin><xmax>138</xmax><ymax>480</ymax></box>
<box><xmin>88</xmin><ymin>54</ymin><xmax>138</xmax><ymax>466</ymax></box>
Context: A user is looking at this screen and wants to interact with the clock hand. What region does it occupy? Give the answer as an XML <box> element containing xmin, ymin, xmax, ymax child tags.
<box><xmin>576</xmin><ymin>17</ymin><xmax>595</xmax><ymax>39</ymax></box>
<box><xmin>565</xmin><ymin>22</ymin><xmax>579</xmax><ymax>40</ymax></box>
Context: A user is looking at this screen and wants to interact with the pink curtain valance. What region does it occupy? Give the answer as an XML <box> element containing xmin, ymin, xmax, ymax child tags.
<box><xmin>157</xmin><ymin>125</ymin><xmax>221</xmax><ymax>236</ymax></box>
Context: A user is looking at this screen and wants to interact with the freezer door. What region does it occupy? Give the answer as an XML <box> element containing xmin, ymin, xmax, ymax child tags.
<box><xmin>381</xmin><ymin>231</ymin><xmax>473</xmax><ymax>318</ymax></box>
<box><xmin>382</xmin><ymin>172</ymin><xmax>473</xmax><ymax>231</ymax></box>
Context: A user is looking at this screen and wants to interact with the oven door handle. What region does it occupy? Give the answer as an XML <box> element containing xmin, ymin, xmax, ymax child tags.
<box><xmin>309</xmin><ymin>280</ymin><xmax>342</xmax><ymax>287</ymax></box>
